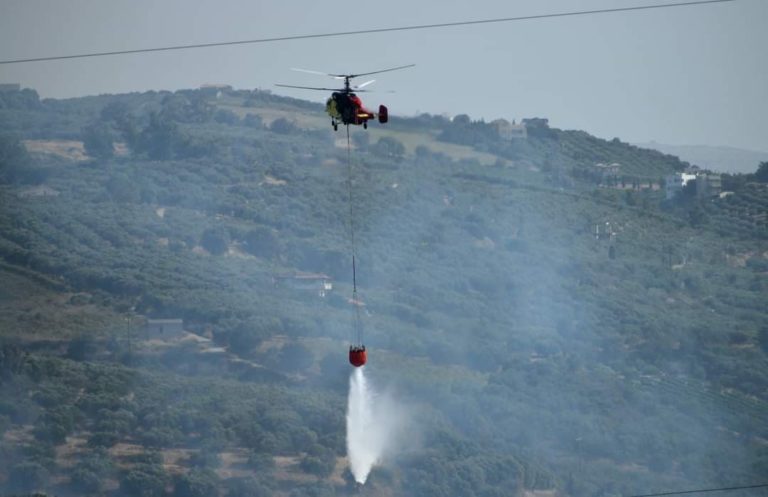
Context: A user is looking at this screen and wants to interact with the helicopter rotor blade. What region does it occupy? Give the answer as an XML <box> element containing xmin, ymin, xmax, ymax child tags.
<box><xmin>275</xmin><ymin>84</ymin><xmax>342</xmax><ymax>91</ymax></box>
<box><xmin>354</xmin><ymin>79</ymin><xmax>376</xmax><ymax>89</ymax></box>
<box><xmin>347</xmin><ymin>64</ymin><xmax>415</xmax><ymax>79</ymax></box>
<box><xmin>351</xmin><ymin>89</ymin><xmax>395</xmax><ymax>94</ymax></box>
<box><xmin>288</xmin><ymin>64</ymin><xmax>414</xmax><ymax>81</ymax></box>
<box><xmin>290</xmin><ymin>68</ymin><xmax>346</xmax><ymax>79</ymax></box>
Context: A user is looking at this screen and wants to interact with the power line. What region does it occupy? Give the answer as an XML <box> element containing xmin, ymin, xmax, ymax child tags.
<box><xmin>0</xmin><ymin>0</ymin><xmax>735</xmax><ymax>65</ymax></box>
<box><xmin>630</xmin><ymin>483</ymin><xmax>768</xmax><ymax>497</ymax></box>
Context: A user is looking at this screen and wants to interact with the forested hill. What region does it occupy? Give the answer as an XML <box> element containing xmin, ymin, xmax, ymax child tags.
<box><xmin>1</xmin><ymin>87</ymin><xmax>767</xmax><ymax>497</ymax></box>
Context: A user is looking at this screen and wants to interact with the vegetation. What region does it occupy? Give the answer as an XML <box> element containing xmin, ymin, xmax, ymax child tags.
<box><xmin>0</xmin><ymin>86</ymin><xmax>766</xmax><ymax>496</ymax></box>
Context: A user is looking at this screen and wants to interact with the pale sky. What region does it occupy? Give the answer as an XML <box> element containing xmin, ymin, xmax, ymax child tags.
<box><xmin>1</xmin><ymin>0</ymin><xmax>766</xmax><ymax>152</ymax></box>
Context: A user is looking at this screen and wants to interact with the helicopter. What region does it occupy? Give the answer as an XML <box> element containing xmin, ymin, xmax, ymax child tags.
<box><xmin>276</xmin><ymin>64</ymin><xmax>414</xmax><ymax>131</ymax></box>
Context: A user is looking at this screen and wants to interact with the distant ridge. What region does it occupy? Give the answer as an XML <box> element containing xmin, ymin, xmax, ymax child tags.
<box><xmin>634</xmin><ymin>142</ymin><xmax>768</xmax><ymax>174</ymax></box>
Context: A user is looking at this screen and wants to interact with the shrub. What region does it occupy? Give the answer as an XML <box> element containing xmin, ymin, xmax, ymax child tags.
<box><xmin>243</xmin><ymin>114</ymin><xmax>263</xmax><ymax>128</ymax></box>
<box><xmin>200</xmin><ymin>226</ymin><xmax>231</xmax><ymax>255</ymax></box>
<box><xmin>244</xmin><ymin>226</ymin><xmax>279</xmax><ymax>258</ymax></box>
<box><xmin>121</xmin><ymin>463</ymin><xmax>167</xmax><ymax>497</ymax></box>
<box><xmin>7</xmin><ymin>461</ymin><xmax>50</xmax><ymax>493</ymax></box>
<box><xmin>82</xmin><ymin>123</ymin><xmax>114</xmax><ymax>159</ymax></box>
<box><xmin>174</xmin><ymin>469</ymin><xmax>219</xmax><ymax>497</ymax></box>
<box><xmin>275</xmin><ymin>343</ymin><xmax>315</xmax><ymax>373</ymax></box>
<box><xmin>270</xmin><ymin>118</ymin><xmax>297</xmax><ymax>134</ymax></box>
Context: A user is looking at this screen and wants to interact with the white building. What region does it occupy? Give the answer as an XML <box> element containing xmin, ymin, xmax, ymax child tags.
<box><xmin>665</xmin><ymin>172</ymin><xmax>697</xmax><ymax>200</ymax></box>
<box><xmin>272</xmin><ymin>272</ymin><xmax>333</xmax><ymax>297</ymax></box>
<box><xmin>696</xmin><ymin>174</ymin><xmax>722</xmax><ymax>197</ymax></box>
<box><xmin>146</xmin><ymin>318</ymin><xmax>185</xmax><ymax>339</ymax></box>
<box><xmin>490</xmin><ymin>119</ymin><xmax>527</xmax><ymax>140</ymax></box>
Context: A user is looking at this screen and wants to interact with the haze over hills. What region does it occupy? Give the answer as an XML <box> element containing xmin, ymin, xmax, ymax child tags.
<box><xmin>0</xmin><ymin>86</ymin><xmax>767</xmax><ymax>497</ymax></box>
<box><xmin>634</xmin><ymin>141</ymin><xmax>768</xmax><ymax>174</ymax></box>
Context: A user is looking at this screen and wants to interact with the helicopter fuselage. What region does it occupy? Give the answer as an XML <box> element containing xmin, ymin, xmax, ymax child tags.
<box><xmin>326</xmin><ymin>92</ymin><xmax>386</xmax><ymax>131</ymax></box>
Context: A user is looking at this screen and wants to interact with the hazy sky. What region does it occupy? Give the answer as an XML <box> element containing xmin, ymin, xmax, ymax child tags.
<box><xmin>1</xmin><ymin>0</ymin><xmax>766</xmax><ymax>151</ymax></box>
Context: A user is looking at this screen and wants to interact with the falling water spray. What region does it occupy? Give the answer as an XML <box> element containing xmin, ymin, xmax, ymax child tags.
<box><xmin>346</xmin><ymin>367</ymin><xmax>388</xmax><ymax>485</ymax></box>
<box><xmin>346</xmin><ymin>366</ymin><xmax>407</xmax><ymax>485</ymax></box>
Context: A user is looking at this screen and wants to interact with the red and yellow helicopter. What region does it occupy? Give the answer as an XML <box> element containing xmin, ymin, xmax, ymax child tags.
<box><xmin>277</xmin><ymin>64</ymin><xmax>414</xmax><ymax>131</ymax></box>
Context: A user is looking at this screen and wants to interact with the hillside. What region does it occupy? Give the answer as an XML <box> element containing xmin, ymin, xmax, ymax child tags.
<box><xmin>634</xmin><ymin>142</ymin><xmax>768</xmax><ymax>175</ymax></box>
<box><xmin>1</xmin><ymin>87</ymin><xmax>767</xmax><ymax>497</ymax></box>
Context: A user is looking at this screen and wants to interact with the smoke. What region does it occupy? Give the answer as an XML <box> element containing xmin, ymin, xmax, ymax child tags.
<box><xmin>346</xmin><ymin>367</ymin><xmax>402</xmax><ymax>485</ymax></box>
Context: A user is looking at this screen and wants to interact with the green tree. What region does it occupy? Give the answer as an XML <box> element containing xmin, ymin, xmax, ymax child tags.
<box><xmin>160</xmin><ymin>93</ymin><xmax>213</xmax><ymax>123</ymax></box>
<box><xmin>200</xmin><ymin>226</ymin><xmax>231</xmax><ymax>255</ymax></box>
<box><xmin>270</xmin><ymin>117</ymin><xmax>297</xmax><ymax>134</ymax></box>
<box><xmin>100</xmin><ymin>100</ymin><xmax>131</xmax><ymax>122</ymax></box>
<box><xmin>243</xmin><ymin>114</ymin><xmax>264</xmax><ymax>128</ymax></box>
<box><xmin>0</xmin><ymin>88</ymin><xmax>42</xmax><ymax>109</ymax></box>
<box><xmin>67</xmin><ymin>334</ymin><xmax>98</xmax><ymax>361</ymax></box>
<box><xmin>138</xmin><ymin>113</ymin><xmax>180</xmax><ymax>160</ymax></box>
<box><xmin>82</xmin><ymin>123</ymin><xmax>115</xmax><ymax>159</ymax></box>
<box><xmin>244</xmin><ymin>226</ymin><xmax>279</xmax><ymax>258</ymax></box>
<box><xmin>0</xmin><ymin>414</ymin><xmax>10</xmax><ymax>435</ymax></box>
<box><xmin>227</xmin><ymin>327</ymin><xmax>265</xmax><ymax>357</ymax></box>
<box><xmin>247</xmin><ymin>451</ymin><xmax>275</xmax><ymax>472</ymax></box>
<box><xmin>188</xmin><ymin>448</ymin><xmax>221</xmax><ymax>469</ymax></box>
<box><xmin>299</xmin><ymin>445</ymin><xmax>336</xmax><ymax>477</ymax></box>
<box><xmin>372</xmin><ymin>136</ymin><xmax>405</xmax><ymax>160</ymax></box>
<box><xmin>71</xmin><ymin>466</ymin><xmax>103</xmax><ymax>494</ymax></box>
<box><xmin>174</xmin><ymin>469</ymin><xmax>219</xmax><ymax>497</ymax></box>
<box><xmin>688</xmin><ymin>205</ymin><xmax>708</xmax><ymax>227</ymax></box>
<box><xmin>227</xmin><ymin>477</ymin><xmax>271</xmax><ymax>497</ymax></box>
<box><xmin>453</xmin><ymin>114</ymin><xmax>471</xmax><ymax>125</ymax></box>
<box><xmin>0</xmin><ymin>133</ymin><xmax>32</xmax><ymax>183</ymax></box>
<box><xmin>415</xmin><ymin>144</ymin><xmax>432</xmax><ymax>159</ymax></box>
<box><xmin>106</xmin><ymin>174</ymin><xmax>141</xmax><ymax>203</ymax></box>
<box><xmin>289</xmin><ymin>483</ymin><xmax>336</xmax><ymax>497</ymax></box>
<box><xmin>275</xmin><ymin>342</ymin><xmax>315</xmax><ymax>373</ymax></box>
<box><xmin>34</xmin><ymin>420</ymin><xmax>68</xmax><ymax>445</ymax></box>
<box><xmin>0</xmin><ymin>343</ymin><xmax>28</xmax><ymax>379</ymax></box>
<box><xmin>755</xmin><ymin>161</ymin><xmax>768</xmax><ymax>182</ymax></box>
<box><xmin>121</xmin><ymin>463</ymin><xmax>167</xmax><ymax>497</ymax></box>
<box><xmin>7</xmin><ymin>461</ymin><xmax>50</xmax><ymax>493</ymax></box>
<box><xmin>101</xmin><ymin>101</ymin><xmax>141</xmax><ymax>150</ymax></box>
<box><xmin>759</xmin><ymin>327</ymin><xmax>768</xmax><ymax>355</ymax></box>
<box><xmin>214</xmin><ymin>109</ymin><xmax>240</xmax><ymax>125</ymax></box>
<box><xmin>87</xmin><ymin>431</ymin><xmax>119</xmax><ymax>448</ymax></box>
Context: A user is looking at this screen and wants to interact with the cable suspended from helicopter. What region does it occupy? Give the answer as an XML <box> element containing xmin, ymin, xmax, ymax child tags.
<box><xmin>276</xmin><ymin>64</ymin><xmax>414</xmax><ymax>131</ymax></box>
<box><xmin>345</xmin><ymin>123</ymin><xmax>366</xmax><ymax>368</ymax></box>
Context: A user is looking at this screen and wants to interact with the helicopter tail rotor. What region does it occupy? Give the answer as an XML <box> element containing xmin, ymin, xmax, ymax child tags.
<box><xmin>377</xmin><ymin>105</ymin><xmax>388</xmax><ymax>124</ymax></box>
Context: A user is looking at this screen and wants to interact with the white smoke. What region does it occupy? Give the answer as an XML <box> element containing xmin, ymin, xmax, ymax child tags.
<box><xmin>346</xmin><ymin>367</ymin><xmax>402</xmax><ymax>485</ymax></box>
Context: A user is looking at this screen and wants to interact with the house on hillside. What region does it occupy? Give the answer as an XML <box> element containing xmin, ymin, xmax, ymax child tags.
<box><xmin>272</xmin><ymin>272</ymin><xmax>333</xmax><ymax>297</ymax></box>
<box><xmin>146</xmin><ymin>318</ymin><xmax>185</xmax><ymax>339</ymax></box>
<box><xmin>666</xmin><ymin>172</ymin><xmax>722</xmax><ymax>199</ymax></box>
<box><xmin>490</xmin><ymin>119</ymin><xmax>527</xmax><ymax>140</ymax></box>
<box><xmin>592</xmin><ymin>162</ymin><xmax>621</xmax><ymax>183</ymax></box>
<box><xmin>665</xmin><ymin>172</ymin><xmax>697</xmax><ymax>199</ymax></box>
<box><xmin>199</xmin><ymin>84</ymin><xmax>232</xmax><ymax>98</ymax></box>
<box><xmin>521</xmin><ymin>117</ymin><xmax>549</xmax><ymax>127</ymax></box>
<box><xmin>696</xmin><ymin>173</ymin><xmax>722</xmax><ymax>197</ymax></box>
